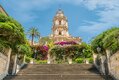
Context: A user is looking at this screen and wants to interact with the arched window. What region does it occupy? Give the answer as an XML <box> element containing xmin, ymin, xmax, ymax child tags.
<box><xmin>59</xmin><ymin>20</ymin><xmax>61</xmax><ymax>25</ymax></box>
<box><xmin>59</xmin><ymin>31</ymin><xmax>62</xmax><ymax>35</ymax></box>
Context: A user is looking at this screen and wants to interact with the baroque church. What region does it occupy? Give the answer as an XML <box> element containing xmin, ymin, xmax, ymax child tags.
<box><xmin>50</xmin><ymin>9</ymin><xmax>81</xmax><ymax>43</ymax></box>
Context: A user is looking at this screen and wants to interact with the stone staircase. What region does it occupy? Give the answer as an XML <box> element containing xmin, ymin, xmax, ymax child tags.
<box><xmin>4</xmin><ymin>64</ymin><xmax>113</xmax><ymax>80</ymax></box>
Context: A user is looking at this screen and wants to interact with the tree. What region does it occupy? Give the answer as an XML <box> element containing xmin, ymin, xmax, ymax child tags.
<box><xmin>0</xmin><ymin>13</ymin><xmax>27</xmax><ymax>53</ymax></box>
<box><xmin>0</xmin><ymin>13</ymin><xmax>32</xmax><ymax>74</ymax></box>
<box><xmin>102</xmin><ymin>28</ymin><xmax>119</xmax><ymax>54</ymax></box>
<box><xmin>28</xmin><ymin>27</ymin><xmax>40</xmax><ymax>46</ymax></box>
<box><xmin>91</xmin><ymin>27</ymin><xmax>119</xmax><ymax>55</ymax></box>
<box><xmin>81</xmin><ymin>42</ymin><xmax>92</xmax><ymax>58</ymax></box>
<box><xmin>91</xmin><ymin>27</ymin><xmax>119</xmax><ymax>76</ymax></box>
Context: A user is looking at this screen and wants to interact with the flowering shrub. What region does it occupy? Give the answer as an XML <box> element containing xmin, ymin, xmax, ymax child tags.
<box><xmin>49</xmin><ymin>45</ymin><xmax>83</xmax><ymax>63</ymax></box>
<box><xmin>36</xmin><ymin>45</ymin><xmax>49</xmax><ymax>60</ymax></box>
<box><xmin>55</xmin><ymin>41</ymin><xmax>77</xmax><ymax>46</ymax></box>
<box><xmin>49</xmin><ymin>43</ymin><xmax>93</xmax><ymax>63</ymax></box>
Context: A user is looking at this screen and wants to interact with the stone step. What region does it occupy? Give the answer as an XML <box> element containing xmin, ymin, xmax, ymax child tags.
<box><xmin>18</xmin><ymin>64</ymin><xmax>99</xmax><ymax>75</ymax></box>
<box><xmin>4</xmin><ymin>74</ymin><xmax>105</xmax><ymax>80</ymax></box>
<box><xmin>25</xmin><ymin>64</ymin><xmax>94</xmax><ymax>68</ymax></box>
<box><xmin>4</xmin><ymin>64</ymin><xmax>113</xmax><ymax>80</ymax></box>
<box><xmin>20</xmin><ymin>64</ymin><xmax>97</xmax><ymax>70</ymax></box>
<box><xmin>18</xmin><ymin>71</ymin><xmax>100</xmax><ymax>75</ymax></box>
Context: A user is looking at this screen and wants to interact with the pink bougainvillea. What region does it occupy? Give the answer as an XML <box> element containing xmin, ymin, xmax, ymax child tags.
<box><xmin>55</xmin><ymin>41</ymin><xmax>77</xmax><ymax>46</ymax></box>
<box><xmin>36</xmin><ymin>45</ymin><xmax>49</xmax><ymax>60</ymax></box>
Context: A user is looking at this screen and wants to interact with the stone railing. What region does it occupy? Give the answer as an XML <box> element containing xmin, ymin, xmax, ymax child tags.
<box><xmin>0</xmin><ymin>52</ymin><xmax>8</xmax><ymax>80</ymax></box>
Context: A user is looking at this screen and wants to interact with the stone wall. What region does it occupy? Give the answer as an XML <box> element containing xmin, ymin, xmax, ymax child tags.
<box><xmin>0</xmin><ymin>53</ymin><xmax>8</xmax><ymax>80</ymax></box>
<box><xmin>93</xmin><ymin>50</ymin><xmax>119</xmax><ymax>79</ymax></box>
<box><xmin>93</xmin><ymin>53</ymin><xmax>106</xmax><ymax>75</ymax></box>
<box><xmin>110</xmin><ymin>51</ymin><xmax>119</xmax><ymax>79</ymax></box>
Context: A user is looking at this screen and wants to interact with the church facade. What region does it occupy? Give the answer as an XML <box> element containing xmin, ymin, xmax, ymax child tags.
<box><xmin>50</xmin><ymin>9</ymin><xmax>81</xmax><ymax>44</ymax></box>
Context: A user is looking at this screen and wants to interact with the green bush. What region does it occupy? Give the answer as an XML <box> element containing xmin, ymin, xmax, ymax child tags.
<box><xmin>75</xmin><ymin>58</ymin><xmax>84</xmax><ymax>63</ymax></box>
<box><xmin>88</xmin><ymin>58</ymin><xmax>93</xmax><ymax>63</ymax></box>
<box><xmin>91</xmin><ymin>27</ymin><xmax>119</xmax><ymax>54</ymax></box>
<box><xmin>34</xmin><ymin>60</ymin><xmax>47</xmax><ymax>64</ymax></box>
<box><xmin>25</xmin><ymin>57</ymin><xmax>31</xmax><ymax>63</ymax></box>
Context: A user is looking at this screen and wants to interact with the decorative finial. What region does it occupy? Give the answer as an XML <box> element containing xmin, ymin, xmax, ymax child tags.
<box><xmin>58</xmin><ymin>4</ymin><xmax>62</xmax><ymax>11</ymax></box>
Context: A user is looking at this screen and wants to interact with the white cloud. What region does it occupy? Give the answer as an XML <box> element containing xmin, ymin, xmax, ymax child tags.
<box><xmin>83</xmin><ymin>0</ymin><xmax>119</xmax><ymax>10</ymax></box>
<box><xmin>78</xmin><ymin>0</ymin><xmax>119</xmax><ymax>35</ymax></box>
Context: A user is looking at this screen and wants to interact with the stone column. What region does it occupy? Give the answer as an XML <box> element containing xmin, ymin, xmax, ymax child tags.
<box><xmin>93</xmin><ymin>53</ymin><xmax>98</xmax><ymax>67</ymax></box>
<box><xmin>47</xmin><ymin>53</ymin><xmax>51</xmax><ymax>64</ymax></box>
<box><xmin>67</xmin><ymin>57</ymin><xmax>72</xmax><ymax>64</ymax></box>
<box><xmin>30</xmin><ymin>59</ymin><xmax>34</xmax><ymax>64</ymax></box>
<box><xmin>106</xmin><ymin>49</ymin><xmax>111</xmax><ymax>74</ymax></box>
<box><xmin>6</xmin><ymin>48</ymin><xmax>12</xmax><ymax>75</ymax></box>
<box><xmin>23</xmin><ymin>54</ymin><xmax>26</xmax><ymax>64</ymax></box>
<box><xmin>12</xmin><ymin>54</ymin><xmax>17</xmax><ymax>75</ymax></box>
<box><xmin>86</xmin><ymin>59</ymin><xmax>89</xmax><ymax>64</ymax></box>
<box><xmin>100</xmin><ymin>55</ymin><xmax>106</xmax><ymax>74</ymax></box>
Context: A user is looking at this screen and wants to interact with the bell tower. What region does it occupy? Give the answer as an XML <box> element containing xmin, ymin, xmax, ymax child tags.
<box><xmin>50</xmin><ymin>9</ymin><xmax>81</xmax><ymax>43</ymax></box>
<box><xmin>52</xmin><ymin>9</ymin><xmax>70</xmax><ymax>38</ymax></box>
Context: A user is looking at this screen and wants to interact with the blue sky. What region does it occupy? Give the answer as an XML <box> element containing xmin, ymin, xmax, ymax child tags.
<box><xmin>0</xmin><ymin>0</ymin><xmax>119</xmax><ymax>43</ymax></box>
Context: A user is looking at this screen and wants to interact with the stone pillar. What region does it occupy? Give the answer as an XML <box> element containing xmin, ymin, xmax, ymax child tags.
<box><xmin>106</xmin><ymin>49</ymin><xmax>111</xmax><ymax>74</ymax></box>
<box><xmin>100</xmin><ymin>55</ymin><xmax>106</xmax><ymax>74</ymax></box>
<box><xmin>67</xmin><ymin>57</ymin><xmax>72</xmax><ymax>64</ymax></box>
<box><xmin>93</xmin><ymin>53</ymin><xmax>98</xmax><ymax>67</ymax></box>
<box><xmin>12</xmin><ymin>54</ymin><xmax>18</xmax><ymax>75</ymax></box>
<box><xmin>86</xmin><ymin>59</ymin><xmax>89</xmax><ymax>64</ymax></box>
<box><xmin>23</xmin><ymin>54</ymin><xmax>26</xmax><ymax>64</ymax></box>
<box><xmin>47</xmin><ymin>53</ymin><xmax>51</xmax><ymax>64</ymax></box>
<box><xmin>6</xmin><ymin>48</ymin><xmax>12</xmax><ymax>75</ymax></box>
<box><xmin>30</xmin><ymin>59</ymin><xmax>34</xmax><ymax>64</ymax></box>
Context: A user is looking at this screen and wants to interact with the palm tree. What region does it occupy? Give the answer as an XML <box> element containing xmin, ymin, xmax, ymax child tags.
<box><xmin>28</xmin><ymin>27</ymin><xmax>40</xmax><ymax>46</ymax></box>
